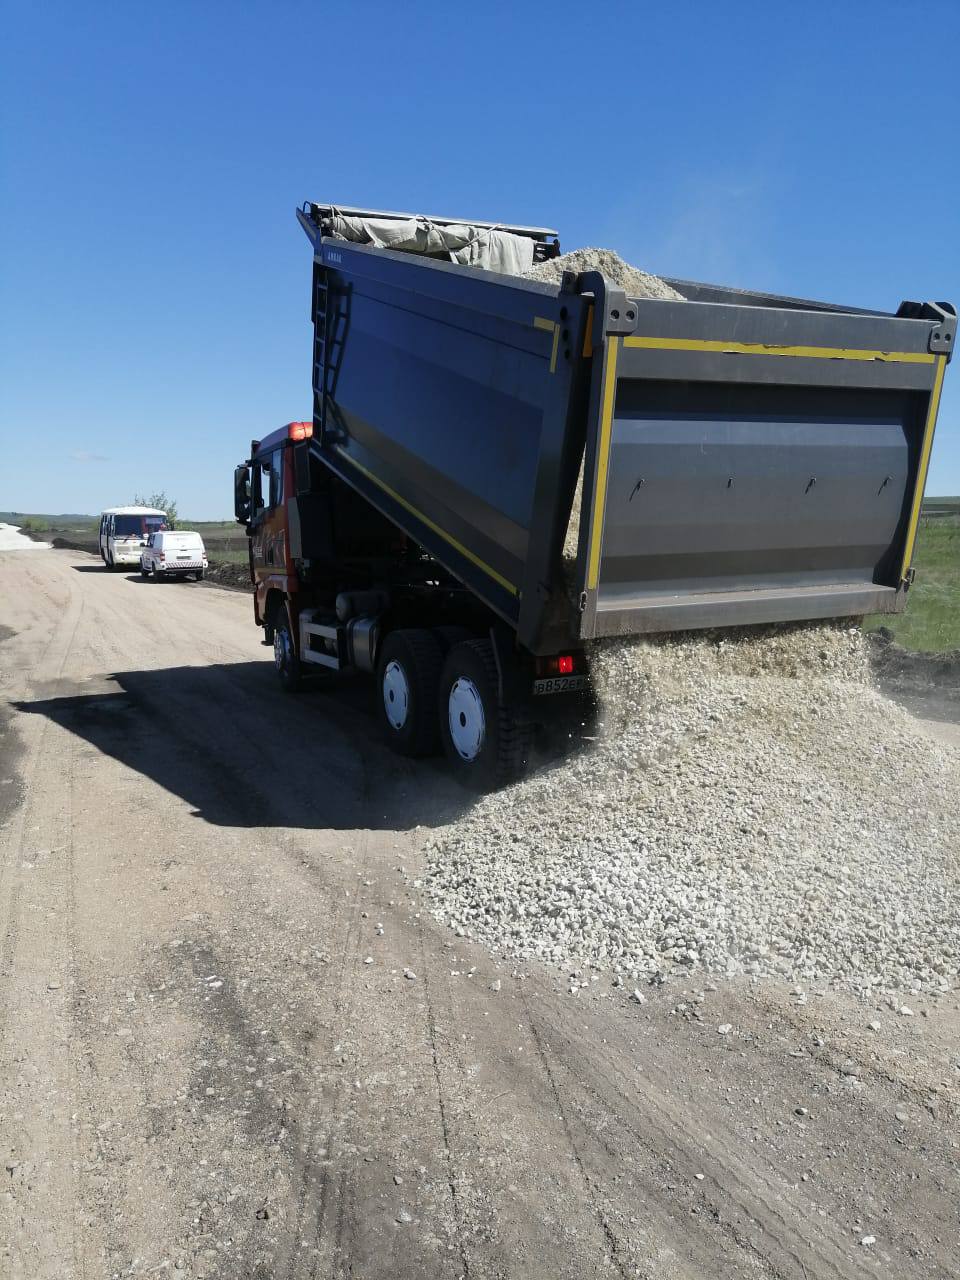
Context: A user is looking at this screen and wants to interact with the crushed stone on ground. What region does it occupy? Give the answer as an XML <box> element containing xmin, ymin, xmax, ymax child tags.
<box><xmin>425</xmin><ymin>624</ymin><xmax>960</xmax><ymax>996</ymax></box>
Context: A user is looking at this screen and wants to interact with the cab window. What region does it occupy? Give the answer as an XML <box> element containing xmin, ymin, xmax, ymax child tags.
<box><xmin>253</xmin><ymin>449</ymin><xmax>283</xmax><ymax>513</ymax></box>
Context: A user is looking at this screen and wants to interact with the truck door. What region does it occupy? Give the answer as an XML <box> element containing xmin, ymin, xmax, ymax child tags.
<box><xmin>249</xmin><ymin>447</ymin><xmax>287</xmax><ymax>585</ymax></box>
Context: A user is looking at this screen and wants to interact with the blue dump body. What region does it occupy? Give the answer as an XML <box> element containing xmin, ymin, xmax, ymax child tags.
<box><xmin>297</xmin><ymin>203</ymin><xmax>954</xmax><ymax>655</ymax></box>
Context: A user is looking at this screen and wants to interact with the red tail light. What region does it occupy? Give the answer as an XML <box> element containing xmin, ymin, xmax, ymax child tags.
<box><xmin>536</xmin><ymin>653</ymin><xmax>578</xmax><ymax>676</ymax></box>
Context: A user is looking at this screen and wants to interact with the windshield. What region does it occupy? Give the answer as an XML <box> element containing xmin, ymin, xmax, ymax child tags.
<box><xmin>114</xmin><ymin>514</ymin><xmax>165</xmax><ymax>536</ymax></box>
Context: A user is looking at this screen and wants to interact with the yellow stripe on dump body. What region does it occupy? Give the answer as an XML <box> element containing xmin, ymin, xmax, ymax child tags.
<box><xmin>533</xmin><ymin>315</ymin><xmax>561</xmax><ymax>374</ymax></box>
<box><xmin>582</xmin><ymin>305</ymin><xmax>595</xmax><ymax>358</ymax></box>
<box><xmin>549</xmin><ymin>324</ymin><xmax>561</xmax><ymax>374</ymax></box>
<box><xmin>900</xmin><ymin>354</ymin><xmax>948</xmax><ymax>580</ymax></box>
<box><xmin>623</xmin><ymin>336</ymin><xmax>935</xmax><ymax>364</ymax></box>
<box><xmin>586</xmin><ymin>336</ymin><xmax>620</xmax><ymax>591</ymax></box>
<box><xmin>337</xmin><ymin>451</ymin><xmax>519</xmax><ymax>597</ymax></box>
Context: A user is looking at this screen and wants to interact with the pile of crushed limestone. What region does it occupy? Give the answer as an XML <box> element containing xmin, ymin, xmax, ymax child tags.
<box><xmin>424</xmin><ymin>624</ymin><xmax>960</xmax><ymax>996</ymax></box>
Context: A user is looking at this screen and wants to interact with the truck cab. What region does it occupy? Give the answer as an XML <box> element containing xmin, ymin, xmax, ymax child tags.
<box><xmin>236</xmin><ymin>423</ymin><xmax>301</xmax><ymax>639</ymax></box>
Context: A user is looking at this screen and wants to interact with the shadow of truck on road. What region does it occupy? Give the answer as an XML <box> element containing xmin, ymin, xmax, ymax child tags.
<box><xmin>16</xmin><ymin>659</ymin><xmax>474</xmax><ymax>832</ymax></box>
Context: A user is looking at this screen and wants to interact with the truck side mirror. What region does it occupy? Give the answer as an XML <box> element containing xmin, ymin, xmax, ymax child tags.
<box><xmin>234</xmin><ymin>464</ymin><xmax>252</xmax><ymax>525</ymax></box>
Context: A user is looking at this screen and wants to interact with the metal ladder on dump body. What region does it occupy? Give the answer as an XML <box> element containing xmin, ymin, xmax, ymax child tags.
<box><xmin>311</xmin><ymin>262</ymin><xmax>348</xmax><ymax>442</ymax></box>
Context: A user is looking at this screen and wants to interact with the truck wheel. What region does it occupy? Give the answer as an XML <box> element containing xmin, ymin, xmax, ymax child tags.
<box><xmin>376</xmin><ymin>629</ymin><xmax>444</xmax><ymax>757</ymax></box>
<box><xmin>273</xmin><ymin>606</ymin><xmax>302</xmax><ymax>692</ymax></box>
<box><xmin>439</xmin><ymin>640</ymin><xmax>533</xmax><ymax>791</ymax></box>
<box><xmin>140</xmin><ymin>564</ymin><xmax>149</xmax><ymax>579</ymax></box>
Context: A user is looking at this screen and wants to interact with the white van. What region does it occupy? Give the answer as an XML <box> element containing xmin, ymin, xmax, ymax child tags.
<box><xmin>99</xmin><ymin>506</ymin><xmax>167</xmax><ymax>568</ymax></box>
<box><xmin>140</xmin><ymin>530</ymin><xmax>208</xmax><ymax>581</ymax></box>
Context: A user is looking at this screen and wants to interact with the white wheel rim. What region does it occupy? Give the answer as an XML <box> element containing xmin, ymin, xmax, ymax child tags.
<box><xmin>382</xmin><ymin>660</ymin><xmax>410</xmax><ymax>731</ymax></box>
<box><xmin>448</xmin><ymin>677</ymin><xmax>485</xmax><ymax>761</ymax></box>
<box><xmin>274</xmin><ymin>626</ymin><xmax>292</xmax><ymax>673</ymax></box>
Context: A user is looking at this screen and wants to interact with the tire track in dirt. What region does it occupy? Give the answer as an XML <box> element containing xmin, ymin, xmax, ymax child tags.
<box><xmin>282</xmin><ymin>830</ymin><xmax>374</xmax><ymax>1280</ymax></box>
<box><xmin>416</xmin><ymin>921</ymin><xmax>474</xmax><ymax>1280</ymax></box>
<box><xmin>520</xmin><ymin>990</ymin><xmax>884</xmax><ymax>1280</ymax></box>
<box><xmin>0</xmin><ymin>560</ymin><xmax>86</xmax><ymax>1279</ymax></box>
<box><xmin>519</xmin><ymin>988</ymin><xmax>636</xmax><ymax>1280</ymax></box>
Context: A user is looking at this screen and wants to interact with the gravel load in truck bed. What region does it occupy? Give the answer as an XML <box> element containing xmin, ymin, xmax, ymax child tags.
<box><xmin>522</xmin><ymin>247</ymin><xmax>685</xmax><ymax>301</ymax></box>
<box><xmin>425</xmin><ymin>625</ymin><xmax>960</xmax><ymax>995</ymax></box>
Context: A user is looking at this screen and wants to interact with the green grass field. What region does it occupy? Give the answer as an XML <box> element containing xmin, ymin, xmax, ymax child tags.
<box><xmin>179</xmin><ymin>520</ymin><xmax>248</xmax><ymax>563</ymax></box>
<box><xmin>864</xmin><ymin>511</ymin><xmax>960</xmax><ymax>652</ymax></box>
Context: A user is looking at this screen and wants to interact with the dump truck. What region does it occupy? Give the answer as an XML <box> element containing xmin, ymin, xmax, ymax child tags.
<box><xmin>234</xmin><ymin>201</ymin><xmax>954</xmax><ymax>788</ymax></box>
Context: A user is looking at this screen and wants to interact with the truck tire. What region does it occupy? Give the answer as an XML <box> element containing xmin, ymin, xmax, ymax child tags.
<box><xmin>376</xmin><ymin>629</ymin><xmax>444</xmax><ymax>757</ymax></box>
<box><xmin>273</xmin><ymin>605</ymin><xmax>302</xmax><ymax>693</ymax></box>
<box><xmin>433</xmin><ymin>625</ymin><xmax>473</xmax><ymax>653</ymax></box>
<box><xmin>439</xmin><ymin>639</ymin><xmax>533</xmax><ymax>790</ymax></box>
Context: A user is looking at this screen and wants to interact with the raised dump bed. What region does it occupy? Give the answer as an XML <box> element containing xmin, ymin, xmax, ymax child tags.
<box><xmin>296</xmin><ymin>202</ymin><xmax>954</xmax><ymax>655</ymax></box>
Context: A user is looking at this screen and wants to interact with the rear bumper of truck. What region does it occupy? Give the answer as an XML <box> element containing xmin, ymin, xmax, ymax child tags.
<box><xmin>589</xmin><ymin>581</ymin><xmax>902</xmax><ymax>637</ymax></box>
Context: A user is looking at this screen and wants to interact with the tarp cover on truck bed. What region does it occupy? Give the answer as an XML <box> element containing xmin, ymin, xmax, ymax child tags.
<box><xmin>325</xmin><ymin>211</ymin><xmax>537</xmax><ymax>274</ymax></box>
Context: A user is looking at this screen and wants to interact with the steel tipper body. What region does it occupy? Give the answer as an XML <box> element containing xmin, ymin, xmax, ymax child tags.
<box><xmin>235</xmin><ymin>202</ymin><xmax>952</xmax><ymax>788</ymax></box>
<box><xmin>295</xmin><ymin>202</ymin><xmax>953</xmax><ymax>653</ymax></box>
<box><xmin>574</xmin><ymin>280</ymin><xmax>953</xmax><ymax>639</ymax></box>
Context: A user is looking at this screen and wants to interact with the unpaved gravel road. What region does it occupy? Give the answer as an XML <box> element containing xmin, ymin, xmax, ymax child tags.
<box><xmin>1</xmin><ymin>548</ymin><xmax>959</xmax><ymax>1280</ymax></box>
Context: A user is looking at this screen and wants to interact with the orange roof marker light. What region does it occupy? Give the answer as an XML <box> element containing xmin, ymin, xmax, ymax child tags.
<box><xmin>288</xmin><ymin>421</ymin><xmax>313</xmax><ymax>441</ymax></box>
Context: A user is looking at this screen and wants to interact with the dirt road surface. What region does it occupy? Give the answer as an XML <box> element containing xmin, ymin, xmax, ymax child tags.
<box><xmin>1</xmin><ymin>548</ymin><xmax>958</xmax><ymax>1280</ymax></box>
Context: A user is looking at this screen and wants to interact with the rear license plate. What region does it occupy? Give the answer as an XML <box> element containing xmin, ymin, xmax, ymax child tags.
<box><xmin>532</xmin><ymin>675</ymin><xmax>589</xmax><ymax>696</ymax></box>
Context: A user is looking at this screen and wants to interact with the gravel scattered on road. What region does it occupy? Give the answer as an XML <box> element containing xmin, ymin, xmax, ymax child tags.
<box><xmin>425</xmin><ymin>624</ymin><xmax>960</xmax><ymax>995</ymax></box>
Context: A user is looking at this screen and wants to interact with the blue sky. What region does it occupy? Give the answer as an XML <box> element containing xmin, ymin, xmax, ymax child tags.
<box><xmin>2</xmin><ymin>0</ymin><xmax>958</xmax><ymax>518</ymax></box>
